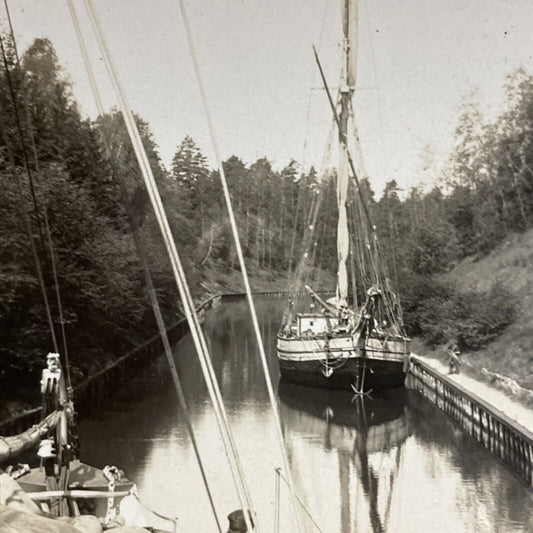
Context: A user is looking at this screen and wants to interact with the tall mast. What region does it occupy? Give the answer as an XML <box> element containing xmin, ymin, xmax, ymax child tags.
<box><xmin>337</xmin><ymin>0</ymin><xmax>359</xmax><ymax>307</ymax></box>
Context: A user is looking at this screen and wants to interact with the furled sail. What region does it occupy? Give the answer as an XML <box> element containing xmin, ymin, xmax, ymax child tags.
<box><xmin>336</xmin><ymin>0</ymin><xmax>359</xmax><ymax>307</ymax></box>
<box><xmin>337</xmin><ymin>126</ymin><xmax>350</xmax><ymax>306</ymax></box>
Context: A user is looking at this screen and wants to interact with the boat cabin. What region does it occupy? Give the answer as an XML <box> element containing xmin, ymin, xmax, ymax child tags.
<box><xmin>296</xmin><ymin>313</ymin><xmax>339</xmax><ymax>336</ymax></box>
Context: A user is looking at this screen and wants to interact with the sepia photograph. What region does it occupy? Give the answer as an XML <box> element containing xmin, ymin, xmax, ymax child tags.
<box><xmin>1</xmin><ymin>1</ymin><xmax>533</xmax><ymax>532</ymax></box>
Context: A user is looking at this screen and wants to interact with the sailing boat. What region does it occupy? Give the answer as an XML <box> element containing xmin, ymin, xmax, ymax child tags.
<box><xmin>277</xmin><ymin>0</ymin><xmax>410</xmax><ymax>392</ymax></box>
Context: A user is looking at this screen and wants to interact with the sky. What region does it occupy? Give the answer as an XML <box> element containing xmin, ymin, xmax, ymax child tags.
<box><xmin>4</xmin><ymin>0</ymin><xmax>533</xmax><ymax>195</ymax></box>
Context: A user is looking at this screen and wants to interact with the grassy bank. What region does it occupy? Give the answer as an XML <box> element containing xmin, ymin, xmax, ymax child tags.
<box><xmin>415</xmin><ymin>228</ymin><xmax>533</xmax><ymax>403</ymax></box>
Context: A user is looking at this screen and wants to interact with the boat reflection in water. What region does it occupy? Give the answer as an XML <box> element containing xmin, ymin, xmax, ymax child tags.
<box><xmin>278</xmin><ymin>383</ymin><xmax>410</xmax><ymax>533</ymax></box>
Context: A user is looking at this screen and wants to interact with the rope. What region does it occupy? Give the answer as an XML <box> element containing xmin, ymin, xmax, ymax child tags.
<box><xmin>287</xmin><ymin>110</ymin><xmax>337</xmax><ymax>315</ymax></box>
<box><xmin>276</xmin><ymin>468</ymin><xmax>323</xmax><ymax>532</ymax></box>
<box><xmin>131</xmin><ymin>490</ymin><xmax>178</xmax><ymax>530</ymax></box>
<box><xmin>283</xmin><ymin>0</ymin><xmax>333</xmax><ymax>281</ymax></box>
<box><xmin>300</xmin><ymin>0</ymin><xmax>331</xmax><ymax>171</ymax></box>
<box><xmin>286</xmin><ymin>169</ymin><xmax>327</xmax><ymax>314</ymax></box>
<box><xmin>82</xmin><ymin>2</ymin><xmax>256</xmax><ymax>531</ymax></box>
<box><xmin>0</xmin><ymin>12</ymin><xmax>43</xmax><ymax>240</ymax></box>
<box><xmin>274</xmin><ymin>467</ymin><xmax>281</xmax><ymax>533</ymax></box>
<box><xmin>102</xmin><ymin>465</ymin><xmax>118</xmax><ymax>523</ymax></box>
<box><xmin>27</xmin><ymin>489</ymin><xmax>131</xmax><ymax>500</ymax></box>
<box><xmin>287</xmin><ymin>177</ymin><xmax>304</xmax><ymax>280</ymax></box>
<box><xmin>361</xmin><ymin>0</ymin><xmax>386</xmax><ymax>177</ymax></box>
<box><xmin>66</xmin><ymin>0</ymin><xmax>104</xmax><ymax>115</ymax></box>
<box><xmin>176</xmin><ymin>2</ymin><xmax>303</xmax><ymax>530</ymax></box>
<box><xmin>27</xmin><ymin>487</ymin><xmax>179</xmax><ymax>530</ymax></box>
<box><xmin>68</xmin><ymin>2</ymin><xmax>222</xmax><ymax>530</ymax></box>
<box><xmin>0</xmin><ymin>33</ymin><xmax>58</xmax><ymax>354</ymax></box>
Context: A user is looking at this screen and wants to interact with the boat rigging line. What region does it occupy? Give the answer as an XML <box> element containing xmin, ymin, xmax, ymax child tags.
<box><xmin>0</xmin><ymin>27</ymin><xmax>79</xmax><ymax>509</ymax></box>
<box><xmin>66</xmin><ymin>1</ymin><xmax>222</xmax><ymax>530</ymax></box>
<box><xmin>313</xmin><ymin>44</ymin><xmax>375</xmax><ymax>239</ymax></box>
<box><xmin>287</xmin><ymin>41</ymin><xmax>341</xmax><ymax>284</ymax></box>
<box><xmin>82</xmin><ymin>0</ymin><xmax>258</xmax><ymax>530</ymax></box>
<box><xmin>284</xmin><ymin>116</ymin><xmax>336</xmax><ymax>320</ymax></box>
<box><xmin>286</xmin><ymin>81</ymin><xmax>346</xmax><ymax>318</ymax></box>
<box><xmin>299</xmin><ymin>0</ymin><xmax>331</xmax><ymax>172</ymax></box>
<box><xmin>274</xmin><ymin>468</ymin><xmax>324</xmax><ymax>533</ymax></box>
<box><xmin>312</xmin><ymin>42</ymin><xmax>404</xmax><ymax>330</ymax></box>
<box><xmin>176</xmin><ymin>0</ymin><xmax>304</xmax><ymax>530</ymax></box>
<box><xmin>360</xmin><ymin>0</ymin><xmax>387</xmax><ymax>182</ymax></box>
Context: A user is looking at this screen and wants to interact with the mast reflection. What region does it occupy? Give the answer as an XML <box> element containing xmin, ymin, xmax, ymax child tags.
<box><xmin>279</xmin><ymin>383</ymin><xmax>411</xmax><ymax>533</ymax></box>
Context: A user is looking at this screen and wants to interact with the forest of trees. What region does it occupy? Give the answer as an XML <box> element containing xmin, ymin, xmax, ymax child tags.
<box><xmin>1</xmin><ymin>37</ymin><xmax>532</xmax><ymax>411</ymax></box>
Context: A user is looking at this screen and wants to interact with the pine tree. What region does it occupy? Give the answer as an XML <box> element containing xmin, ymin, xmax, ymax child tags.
<box><xmin>171</xmin><ymin>135</ymin><xmax>211</xmax><ymax>235</ymax></box>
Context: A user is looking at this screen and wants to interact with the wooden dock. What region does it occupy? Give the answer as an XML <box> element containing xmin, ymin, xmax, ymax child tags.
<box><xmin>407</xmin><ymin>354</ymin><xmax>533</xmax><ymax>487</ymax></box>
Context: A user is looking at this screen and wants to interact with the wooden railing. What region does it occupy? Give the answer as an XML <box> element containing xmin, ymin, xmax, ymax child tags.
<box><xmin>406</xmin><ymin>356</ymin><xmax>533</xmax><ymax>487</ymax></box>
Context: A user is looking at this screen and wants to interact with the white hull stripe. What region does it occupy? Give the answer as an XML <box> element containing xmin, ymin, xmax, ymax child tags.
<box><xmin>277</xmin><ymin>336</ymin><xmax>409</xmax><ymax>363</ymax></box>
<box><xmin>277</xmin><ymin>352</ymin><xmax>405</xmax><ymax>363</ymax></box>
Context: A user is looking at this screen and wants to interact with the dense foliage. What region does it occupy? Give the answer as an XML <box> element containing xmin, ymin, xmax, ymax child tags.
<box><xmin>0</xmin><ymin>38</ymin><xmax>324</xmax><ymax>408</ymax></box>
<box><xmin>369</xmin><ymin>72</ymin><xmax>533</xmax><ymax>349</ymax></box>
<box><xmin>1</xmin><ymin>37</ymin><xmax>530</xmax><ymax>410</ymax></box>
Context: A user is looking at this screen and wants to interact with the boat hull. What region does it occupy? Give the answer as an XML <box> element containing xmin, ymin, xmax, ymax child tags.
<box><xmin>277</xmin><ymin>334</ymin><xmax>409</xmax><ymax>390</ymax></box>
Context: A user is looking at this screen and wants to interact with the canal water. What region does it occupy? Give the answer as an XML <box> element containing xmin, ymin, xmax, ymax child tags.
<box><xmin>78</xmin><ymin>299</ymin><xmax>533</xmax><ymax>532</ymax></box>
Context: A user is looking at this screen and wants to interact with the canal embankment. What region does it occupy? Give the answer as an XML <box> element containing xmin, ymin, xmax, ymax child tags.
<box><xmin>407</xmin><ymin>352</ymin><xmax>533</xmax><ymax>487</ymax></box>
<box><xmin>440</xmin><ymin>228</ymin><xmax>533</xmax><ymax>391</ymax></box>
<box><xmin>0</xmin><ymin>292</ymin><xmax>222</xmax><ymax>436</ymax></box>
<box><xmin>4</xmin><ymin>289</ymin><xmax>533</xmax><ymax>491</ymax></box>
<box><xmin>0</xmin><ymin>290</ymin><xmax>304</xmax><ymax>436</ymax></box>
